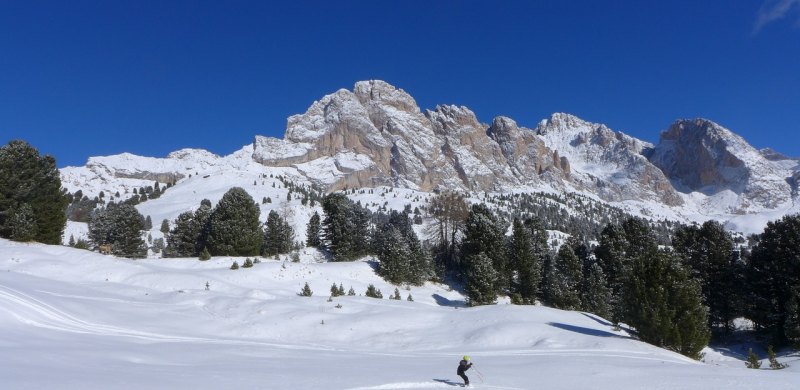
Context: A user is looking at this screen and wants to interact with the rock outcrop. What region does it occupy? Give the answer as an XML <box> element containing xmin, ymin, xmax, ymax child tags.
<box><xmin>253</xmin><ymin>80</ymin><xmax>567</xmax><ymax>192</ymax></box>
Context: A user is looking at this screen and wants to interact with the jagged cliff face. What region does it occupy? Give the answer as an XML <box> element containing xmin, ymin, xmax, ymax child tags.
<box><xmin>649</xmin><ymin>119</ymin><xmax>795</xmax><ymax>212</ymax></box>
<box><xmin>252</xmin><ymin>80</ymin><xmax>565</xmax><ymax>192</ymax></box>
<box><xmin>61</xmin><ymin>80</ymin><xmax>800</xmax><ymax>223</ymax></box>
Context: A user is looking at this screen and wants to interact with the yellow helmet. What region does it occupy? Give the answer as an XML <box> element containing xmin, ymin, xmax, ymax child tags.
<box><xmin>463</xmin><ymin>356</ymin><xmax>470</xmax><ymax>361</ymax></box>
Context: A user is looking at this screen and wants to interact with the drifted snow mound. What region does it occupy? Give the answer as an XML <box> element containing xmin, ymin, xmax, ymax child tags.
<box><xmin>1</xmin><ymin>239</ymin><xmax>797</xmax><ymax>390</ymax></box>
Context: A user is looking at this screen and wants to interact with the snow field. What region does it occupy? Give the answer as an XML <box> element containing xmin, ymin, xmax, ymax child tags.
<box><xmin>1</xmin><ymin>239</ymin><xmax>797</xmax><ymax>389</ymax></box>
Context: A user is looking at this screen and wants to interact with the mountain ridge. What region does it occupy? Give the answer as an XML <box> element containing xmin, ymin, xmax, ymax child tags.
<box><xmin>60</xmin><ymin>80</ymin><xmax>800</xmax><ymax>234</ymax></box>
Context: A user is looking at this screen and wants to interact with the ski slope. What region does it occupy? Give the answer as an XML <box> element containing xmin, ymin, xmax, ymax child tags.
<box><xmin>0</xmin><ymin>239</ymin><xmax>797</xmax><ymax>389</ymax></box>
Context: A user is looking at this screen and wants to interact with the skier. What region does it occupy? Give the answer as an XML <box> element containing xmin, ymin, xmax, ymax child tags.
<box><xmin>457</xmin><ymin>355</ymin><xmax>473</xmax><ymax>387</ymax></box>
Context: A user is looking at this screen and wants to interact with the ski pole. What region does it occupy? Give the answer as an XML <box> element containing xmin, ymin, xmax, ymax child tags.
<box><xmin>474</xmin><ymin>368</ymin><xmax>484</xmax><ymax>383</ymax></box>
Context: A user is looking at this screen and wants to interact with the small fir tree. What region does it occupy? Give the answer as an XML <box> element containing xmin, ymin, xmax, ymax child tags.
<box><xmin>391</xmin><ymin>288</ymin><xmax>402</xmax><ymax>300</ymax></box>
<box><xmin>767</xmin><ymin>345</ymin><xmax>785</xmax><ymax>369</ymax></box>
<box><xmin>199</xmin><ymin>247</ymin><xmax>211</xmax><ymax>260</ymax></box>
<box><xmin>300</xmin><ymin>282</ymin><xmax>313</xmax><ymax>297</ymax></box>
<box><xmin>242</xmin><ymin>257</ymin><xmax>254</xmax><ymax>268</ymax></box>
<box><xmin>230</xmin><ymin>260</ymin><xmax>239</xmax><ymax>270</ymax></box>
<box><xmin>160</xmin><ymin>219</ymin><xmax>170</xmax><ymax>234</ymax></box>
<box><xmin>745</xmin><ymin>348</ymin><xmax>761</xmax><ymax>369</ymax></box>
<box><xmin>365</xmin><ymin>284</ymin><xmax>383</xmax><ymax>299</ymax></box>
<box><xmin>331</xmin><ymin>283</ymin><xmax>342</xmax><ymax>297</ymax></box>
<box><xmin>407</xmin><ymin>294</ymin><xmax>414</xmax><ymax>302</ymax></box>
<box><xmin>338</xmin><ymin>283</ymin><xmax>345</xmax><ymax>296</ymax></box>
<box><xmin>306</xmin><ymin>212</ymin><xmax>321</xmax><ymax>247</ymax></box>
<box><xmin>348</xmin><ymin>286</ymin><xmax>356</xmax><ymax>296</ymax></box>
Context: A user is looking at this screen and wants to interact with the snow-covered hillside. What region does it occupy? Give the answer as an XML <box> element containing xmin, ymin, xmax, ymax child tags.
<box><xmin>1</xmin><ymin>239</ymin><xmax>797</xmax><ymax>389</ymax></box>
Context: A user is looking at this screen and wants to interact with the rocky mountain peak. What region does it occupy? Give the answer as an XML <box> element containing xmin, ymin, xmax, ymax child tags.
<box><xmin>353</xmin><ymin>80</ymin><xmax>420</xmax><ymax>114</ymax></box>
<box><xmin>649</xmin><ymin>118</ymin><xmax>792</xmax><ymax>211</ymax></box>
<box><xmin>536</xmin><ymin>112</ymin><xmax>592</xmax><ymax>135</ymax></box>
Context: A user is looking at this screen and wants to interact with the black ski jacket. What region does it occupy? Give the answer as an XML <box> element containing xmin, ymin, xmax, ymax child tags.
<box><xmin>457</xmin><ymin>360</ymin><xmax>472</xmax><ymax>375</ymax></box>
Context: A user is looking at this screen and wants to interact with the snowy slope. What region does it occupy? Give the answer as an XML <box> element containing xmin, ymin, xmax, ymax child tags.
<box><xmin>1</xmin><ymin>239</ymin><xmax>797</xmax><ymax>390</ymax></box>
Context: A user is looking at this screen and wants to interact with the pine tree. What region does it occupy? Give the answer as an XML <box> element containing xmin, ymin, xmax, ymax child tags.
<box><xmin>230</xmin><ymin>260</ymin><xmax>239</xmax><ymax>270</ymax></box>
<box><xmin>299</xmin><ymin>282</ymin><xmax>312</xmax><ymax>296</ymax></box>
<box><xmin>87</xmin><ymin>203</ymin><xmax>147</xmax><ymax>258</ymax></box>
<box><xmin>747</xmin><ymin>215</ymin><xmax>800</xmax><ymax>344</ymax></box>
<box><xmin>68</xmin><ymin>234</ymin><xmax>76</xmax><ymax>247</ymax></box>
<box><xmin>377</xmin><ymin>226</ymin><xmax>412</xmax><ymax>284</ymax></box>
<box><xmin>465</xmin><ymin>252</ymin><xmax>498</xmax><ymax>306</ymax></box>
<box><xmin>548</xmin><ymin>242</ymin><xmax>583</xmax><ymax>310</ymax></box>
<box><xmin>673</xmin><ymin>221</ymin><xmax>742</xmax><ymax>332</ymax></box>
<box><xmin>165</xmin><ymin>205</ymin><xmax>210</xmax><ymax>258</ymax></box>
<box><xmin>207</xmin><ymin>187</ymin><xmax>263</xmax><ymax>256</ymax></box>
<box><xmin>407</xmin><ymin>294</ymin><xmax>414</xmax><ymax>302</ymax></box>
<box><xmin>462</xmin><ymin>204</ymin><xmax>508</xmax><ymax>292</ymax></box>
<box><xmin>745</xmin><ymin>348</ymin><xmax>761</xmax><ymax>369</ymax></box>
<box><xmin>510</xmin><ymin>218</ymin><xmax>543</xmax><ymax>304</ymax></box>
<box><xmin>391</xmin><ymin>288</ymin><xmax>402</xmax><ymax>300</ymax></box>
<box><xmin>767</xmin><ymin>345</ymin><xmax>785</xmax><ymax>369</ymax></box>
<box><xmin>321</xmin><ymin>193</ymin><xmax>370</xmax><ymax>261</ymax></box>
<box><xmin>595</xmin><ymin>219</ymin><xmax>659</xmax><ymax>324</ymax></box>
<box><xmin>306</xmin><ymin>211</ymin><xmax>321</xmax><ymax>247</ymax></box>
<box><xmin>348</xmin><ymin>286</ymin><xmax>356</xmax><ymax>296</ymax></box>
<box><xmin>365</xmin><ymin>284</ymin><xmax>383</xmax><ymax>299</ymax></box>
<box><xmin>622</xmin><ymin>249</ymin><xmax>710</xmax><ymax>359</ymax></box>
<box><xmin>160</xmin><ymin>219</ymin><xmax>170</xmax><ymax>234</ymax></box>
<box><xmin>338</xmin><ymin>283</ymin><xmax>345</xmax><ymax>296</ymax></box>
<box><xmin>0</xmin><ymin>140</ymin><xmax>68</xmax><ymax>244</ymax></box>
<box><xmin>242</xmin><ymin>257</ymin><xmax>254</xmax><ymax>268</ymax></box>
<box><xmin>199</xmin><ymin>247</ymin><xmax>211</xmax><ymax>260</ymax></box>
<box><xmin>330</xmin><ymin>283</ymin><xmax>341</xmax><ymax>297</ymax></box>
<box><xmin>262</xmin><ymin>210</ymin><xmax>295</xmax><ymax>256</ymax></box>
<box><xmin>144</xmin><ymin>215</ymin><xmax>153</xmax><ymax>230</ymax></box>
<box><xmin>582</xmin><ymin>262</ymin><xmax>612</xmax><ymax>319</ymax></box>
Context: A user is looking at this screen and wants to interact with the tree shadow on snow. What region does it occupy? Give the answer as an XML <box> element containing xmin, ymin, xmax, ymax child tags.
<box><xmin>547</xmin><ymin>322</ymin><xmax>630</xmax><ymax>339</ymax></box>
<box><xmin>580</xmin><ymin>312</ymin><xmax>613</xmax><ymax>327</ymax></box>
<box><xmin>432</xmin><ymin>293</ymin><xmax>466</xmax><ymax>307</ymax></box>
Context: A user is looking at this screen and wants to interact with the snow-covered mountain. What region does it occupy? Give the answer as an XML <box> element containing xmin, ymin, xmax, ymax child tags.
<box><xmin>59</xmin><ymin>80</ymin><xmax>800</xmax><ymax>234</ymax></box>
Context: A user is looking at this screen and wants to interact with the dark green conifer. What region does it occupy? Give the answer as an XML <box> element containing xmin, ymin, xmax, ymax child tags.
<box><xmin>306</xmin><ymin>212</ymin><xmax>321</xmax><ymax>247</ymax></box>
<box><xmin>365</xmin><ymin>284</ymin><xmax>383</xmax><ymax>299</ymax></box>
<box><xmin>465</xmin><ymin>252</ymin><xmax>498</xmax><ymax>306</ymax></box>
<box><xmin>746</xmin><ymin>348</ymin><xmax>761</xmax><ymax>369</ymax></box>
<box><xmin>300</xmin><ymin>282</ymin><xmax>312</xmax><ymax>297</ymax></box>
<box><xmin>207</xmin><ymin>187</ymin><xmax>263</xmax><ymax>256</ymax></box>
<box><xmin>199</xmin><ymin>247</ymin><xmax>211</xmax><ymax>260</ymax></box>
<box><xmin>0</xmin><ymin>140</ymin><xmax>68</xmax><ymax>244</ymax></box>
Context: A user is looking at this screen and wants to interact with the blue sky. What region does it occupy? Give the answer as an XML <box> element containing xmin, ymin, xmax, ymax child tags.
<box><xmin>1</xmin><ymin>0</ymin><xmax>799</xmax><ymax>167</ymax></box>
